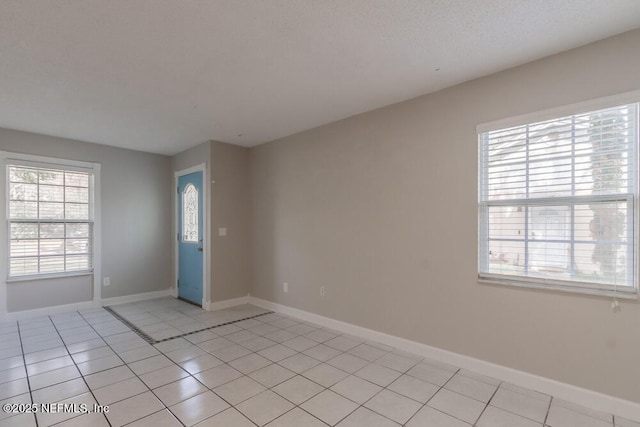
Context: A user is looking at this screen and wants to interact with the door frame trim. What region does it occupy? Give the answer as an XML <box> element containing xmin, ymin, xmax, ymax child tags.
<box><xmin>174</xmin><ymin>163</ymin><xmax>209</xmax><ymax>308</ymax></box>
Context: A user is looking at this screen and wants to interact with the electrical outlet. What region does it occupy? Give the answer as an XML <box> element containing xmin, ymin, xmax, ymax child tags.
<box><xmin>283</xmin><ymin>282</ymin><xmax>288</xmax><ymax>293</ymax></box>
<box><xmin>103</xmin><ymin>277</ymin><xmax>111</xmax><ymax>287</ymax></box>
<box><xmin>320</xmin><ymin>286</ymin><xmax>325</xmax><ymax>297</ymax></box>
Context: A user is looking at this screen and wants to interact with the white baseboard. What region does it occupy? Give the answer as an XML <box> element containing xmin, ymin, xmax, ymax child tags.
<box><xmin>211</xmin><ymin>295</ymin><xmax>250</xmax><ymax>310</ymax></box>
<box><xmin>100</xmin><ymin>289</ymin><xmax>172</xmax><ymax>306</ymax></box>
<box><xmin>248</xmin><ymin>296</ymin><xmax>640</xmax><ymax>422</ymax></box>
<box><xmin>6</xmin><ymin>300</ymin><xmax>97</xmax><ymax>321</ymax></box>
<box><xmin>5</xmin><ymin>289</ymin><xmax>173</xmax><ymax>321</ymax></box>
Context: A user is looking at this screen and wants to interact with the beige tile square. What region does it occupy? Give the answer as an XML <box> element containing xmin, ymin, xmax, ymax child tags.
<box><xmin>119</xmin><ymin>346</ymin><xmax>161</xmax><ymax>363</ymax></box>
<box><xmin>477</xmin><ymin>405</ymin><xmax>542</xmax><ymax>427</ymax></box>
<box><xmin>490</xmin><ymin>387</ymin><xmax>550</xmax><ymax>423</ymax></box>
<box><xmin>337</xmin><ymin>407</ymin><xmax>400</xmax><ymax>427</ymax></box>
<box><xmin>547</xmin><ymin>404</ymin><xmax>612</xmax><ymax>427</ymax></box>
<box><xmin>29</xmin><ymin>365</ymin><xmax>81</xmax><ymax>390</ymax></box>
<box><xmin>282</xmin><ymin>336</ymin><xmax>317</xmax><ymax>352</ymax></box>
<box><xmin>616</xmin><ymin>417</ymin><xmax>640</xmax><ymax>427</ymax></box>
<box><xmin>181</xmin><ymin>354</ymin><xmax>224</xmax><ymax>374</ymax></box>
<box><xmin>229</xmin><ymin>353</ymin><xmax>272</xmax><ymax>374</ymax></box>
<box><xmin>303</xmin><ymin>344</ymin><xmax>342</xmax><ymax>362</ymax></box>
<box><xmin>154</xmin><ymin>376</ymin><xmax>207</xmax><ymax>407</ymax></box>
<box><xmin>331</xmin><ymin>375</ymin><xmax>382</xmax><ymax>404</ymax></box>
<box><xmin>214</xmin><ymin>376</ymin><xmax>266</xmax><ymax>405</ymax></box>
<box><xmin>327</xmin><ymin>353</ymin><xmax>369</xmax><ymax>374</ymax></box>
<box><xmin>258</xmin><ymin>344</ymin><xmax>298</xmax><ymax>362</ymax></box>
<box><xmin>265</xmin><ymin>407</ymin><xmax>327</xmax><ymax>427</ymax></box>
<box><xmin>347</xmin><ymin>344</ymin><xmax>388</xmax><ymax>362</ymax></box>
<box><xmin>77</xmin><ymin>354</ymin><xmax>123</xmax><ymax>375</ymax></box>
<box><xmin>237</xmin><ymin>390</ymin><xmax>295</xmax><ymax>426</ymax></box>
<box><xmin>194</xmin><ymin>364</ymin><xmax>243</xmax><ymax>389</ymax></box>
<box><xmin>428</xmin><ymin>389</ymin><xmax>486</xmax><ymax>424</ymax></box>
<box><xmin>210</xmin><ymin>344</ymin><xmax>252</xmax><ymax>362</ymax></box>
<box><xmin>32</xmin><ymin>378</ymin><xmax>89</xmax><ymax>405</ymax></box>
<box><xmin>407</xmin><ymin>406</ymin><xmax>470</xmax><ymax>427</ymax></box>
<box><xmin>0</xmin><ymin>366</ymin><xmax>26</xmax><ymax>384</ymax></box>
<box><xmin>324</xmin><ymin>336</ymin><xmax>362</xmax><ymax>352</ymax></box>
<box><xmin>170</xmin><ymin>390</ymin><xmax>230</xmax><ymax>426</ymax></box>
<box><xmin>36</xmin><ymin>392</ymin><xmax>97</xmax><ymax>427</ymax></box>
<box><xmin>27</xmin><ymin>355</ymin><xmax>75</xmax><ymax>376</ymax></box>
<box><xmin>301</xmin><ymin>389</ymin><xmax>358</xmax><ymax>426</ymax></box>
<box><xmin>69</xmin><ymin>347</ymin><xmax>114</xmax><ymax>365</ymax></box>
<box><xmin>106</xmin><ymin>391</ymin><xmax>165</xmax><ymax>427</ymax></box>
<box><xmin>128</xmin><ymin>355</ymin><xmax>174</xmax><ymax>375</ymax></box>
<box><xmin>406</xmin><ymin>362</ymin><xmax>455</xmax><ymax>386</ymax></box>
<box><xmin>85</xmin><ymin>366</ymin><xmax>135</xmax><ymax>390</ymax></box>
<box><xmin>354</xmin><ymin>363</ymin><xmax>401</xmax><ymax>387</ymax></box>
<box><xmin>249</xmin><ymin>363</ymin><xmax>296</xmax><ymax>388</ymax></box>
<box><xmin>364</xmin><ymin>389</ymin><xmax>421</xmax><ymax>424</ymax></box>
<box><xmin>140</xmin><ymin>364</ymin><xmax>189</xmax><ymax>389</ymax></box>
<box><xmin>445</xmin><ymin>373</ymin><xmax>498</xmax><ymax>403</ymax></box>
<box><xmin>303</xmin><ymin>363</ymin><xmax>349</xmax><ymax>388</ymax></box>
<box><xmin>93</xmin><ymin>377</ymin><xmax>148</xmax><ymax>405</ymax></box>
<box><xmin>195</xmin><ymin>407</ymin><xmax>255</xmax><ymax>426</ymax></box>
<box><xmin>55</xmin><ymin>412</ymin><xmax>110</xmax><ymax>427</ymax></box>
<box><xmin>388</xmin><ymin>374</ymin><xmax>439</xmax><ymax>403</ymax></box>
<box><xmin>272</xmin><ymin>375</ymin><xmax>325</xmax><ymax>405</ymax></box>
<box><xmin>278</xmin><ymin>354</ymin><xmax>321</xmax><ymax>374</ymax></box>
<box><xmin>126</xmin><ymin>409</ymin><xmax>182</xmax><ymax>426</ymax></box>
<box><xmin>165</xmin><ymin>346</ymin><xmax>206</xmax><ymax>363</ymax></box>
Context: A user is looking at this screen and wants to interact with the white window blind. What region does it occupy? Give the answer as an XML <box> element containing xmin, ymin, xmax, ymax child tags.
<box><xmin>478</xmin><ymin>102</ymin><xmax>638</xmax><ymax>295</ymax></box>
<box><xmin>8</xmin><ymin>164</ymin><xmax>93</xmax><ymax>278</ymax></box>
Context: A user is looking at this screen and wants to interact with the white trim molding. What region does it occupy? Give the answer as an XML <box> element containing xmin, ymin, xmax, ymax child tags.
<box><xmin>248</xmin><ymin>296</ymin><xmax>640</xmax><ymax>422</ymax></box>
<box><xmin>210</xmin><ymin>295</ymin><xmax>249</xmax><ymax>311</ymax></box>
<box><xmin>100</xmin><ymin>289</ymin><xmax>171</xmax><ymax>307</ymax></box>
<box><xmin>4</xmin><ymin>289</ymin><xmax>172</xmax><ymax>321</ymax></box>
<box><xmin>5</xmin><ymin>300</ymin><xmax>95</xmax><ymax>321</ymax></box>
<box><xmin>477</xmin><ymin>89</ymin><xmax>640</xmax><ymax>133</ymax></box>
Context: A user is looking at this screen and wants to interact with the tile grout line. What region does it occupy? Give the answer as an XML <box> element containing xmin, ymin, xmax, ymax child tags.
<box><xmin>48</xmin><ymin>313</ymin><xmax>114</xmax><ymax>427</ymax></box>
<box><xmin>544</xmin><ymin>395</ymin><xmax>553</xmax><ymax>426</ymax></box>
<box><xmin>15</xmin><ymin>320</ymin><xmax>38</xmax><ymax>427</ymax></box>
<box><xmin>103</xmin><ymin>306</ymin><xmax>275</xmax><ymax>344</ymax></box>
<box><xmin>472</xmin><ymin>379</ymin><xmax>502</xmax><ymax>427</ymax></box>
<box><xmin>82</xmin><ymin>308</ymin><xmax>288</xmax><ymax>426</ymax></box>
<box><xmin>76</xmin><ymin>309</ymin><xmax>190</xmax><ymax>427</ymax></box>
<box><xmin>402</xmin><ymin>365</ymin><xmax>463</xmax><ymax>426</ymax></box>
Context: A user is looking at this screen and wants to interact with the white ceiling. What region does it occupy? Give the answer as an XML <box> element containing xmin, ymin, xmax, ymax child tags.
<box><xmin>1</xmin><ymin>1</ymin><xmax>640</xmax><ymax>155</ymax></box>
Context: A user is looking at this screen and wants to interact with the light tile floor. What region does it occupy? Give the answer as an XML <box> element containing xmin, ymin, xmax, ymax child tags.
<box><xmin>0</xmin><ymin>298</ymin><xmax>637</xmax><ymax>427</ymax></box>
<box><xmin>106</xmin><ymin>298</ymin><xmax>271</xmax><ymax>342</ymax></box>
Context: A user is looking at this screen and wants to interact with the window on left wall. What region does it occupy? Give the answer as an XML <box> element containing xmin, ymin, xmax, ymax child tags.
<box><xmin>8</xmin><ymin>163</ymin><xmax>94</xmax><ymax>278</ymax></box>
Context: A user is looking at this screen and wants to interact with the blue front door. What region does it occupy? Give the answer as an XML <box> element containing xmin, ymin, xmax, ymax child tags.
<box><xmin>178</xmin><ymin>171</ymin><xmax>203</xmax><ymax>305</ymax></box>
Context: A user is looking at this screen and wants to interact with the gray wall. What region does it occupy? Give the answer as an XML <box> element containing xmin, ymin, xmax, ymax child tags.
<box><xmin>249</xmin><ymin>29</ymin><xmax>640</xmax><ymax>403</ymax></box>
<box><xmin>0</xmin><ymin>129</ymin><xmax>173</xmax><ymax>311</ymax></box>
<box><xmin>212</xmin><ymin>142</ymin><xmax>250</xmax><ymax>301</ymax></box>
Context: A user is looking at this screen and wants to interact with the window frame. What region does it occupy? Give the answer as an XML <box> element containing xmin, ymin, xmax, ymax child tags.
<box><xmin>1</xmin><ymin>153</ymin><xmax>101</xmax><ymax>284</ymax></box>
<box><xmin>477</xmin><ymin>91</ymin><xmax>640</xmax><ymax>298</ymax></box>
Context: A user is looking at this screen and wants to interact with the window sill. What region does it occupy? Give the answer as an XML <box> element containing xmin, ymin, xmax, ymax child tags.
<box><xmin>478</xmin><ymin>275</ymin><xmax>638</xmax><ymax>300</ymax></box>
<box><xmin>6</xmin><ymin>270</ymin><xmax>94</xmax><ymax>283</ymax></box>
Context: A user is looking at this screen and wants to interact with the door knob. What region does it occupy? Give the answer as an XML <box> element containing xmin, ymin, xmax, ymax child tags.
<box><xmin>197</xmin><ymin>247</ymin><xmax>203</xmax><ymax>252</ymax></box>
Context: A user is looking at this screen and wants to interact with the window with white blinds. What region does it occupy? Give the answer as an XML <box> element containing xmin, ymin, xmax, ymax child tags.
<box><xmin>478</xmin><ymin>102</ymin><xmax>638</xmax><ymax>295</ymax></box>
<box><xmin>8</xmin><ymin>164</ymin><xmax>94</xmax><ymax>278</ymax></box>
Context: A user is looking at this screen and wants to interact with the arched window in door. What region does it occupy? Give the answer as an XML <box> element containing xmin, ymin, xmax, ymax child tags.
<box><xmin>182</xmin><ymin>183</ymin><xmax>198</xmax><ymax>242</ymax></box>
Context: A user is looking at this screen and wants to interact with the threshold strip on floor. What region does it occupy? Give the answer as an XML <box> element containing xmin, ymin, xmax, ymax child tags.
<box><xmin>103</xmin><ymin>306</ymin><xmax>275</xmax><ymax>344</ymax></box>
